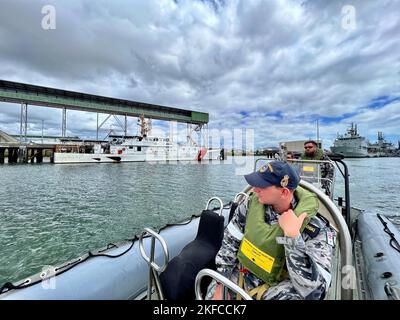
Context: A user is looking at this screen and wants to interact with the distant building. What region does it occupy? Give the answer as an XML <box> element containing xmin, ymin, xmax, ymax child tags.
<box><xmin>254</xmin><ymin>147</ymin><xmax>279</xmax><ymax>157</ymax></box>
<box><xmin>0</xmin><ymin>130</ymin><xmax>18</xmax><ymax>143</ymax></box>
<box><xmin>10</xmin><ymin>134</ymin><xmax>81</xmax><ymax>144</ymax></box>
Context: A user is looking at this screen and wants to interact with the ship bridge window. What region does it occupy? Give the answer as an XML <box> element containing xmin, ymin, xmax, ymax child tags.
<box><xmin>137</xmin><ymin>147</ymin><xmax>142</xmax><ymax>152</ymax></box>
<box><xmin>129</xmin><ymin>146</ymin><xmax>133</xmax><ymax>149</ymax></box>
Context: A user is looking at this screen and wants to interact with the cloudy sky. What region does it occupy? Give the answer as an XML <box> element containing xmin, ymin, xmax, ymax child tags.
<box><xmin>0</xmin><ymin>0</ymin><xmax>399</xmax><ymax>149</ymax></box>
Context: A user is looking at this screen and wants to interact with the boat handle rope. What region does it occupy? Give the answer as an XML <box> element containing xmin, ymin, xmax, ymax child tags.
<box><xmin>0</xmin><ymin>213</ymin><xmax>206</xmax><ymax>296</ymax></box>
<box><xmin>195</xmin><ymin>268</ymin><xmax>252</xmax><ymax>300</ymax></box>
<box><xmin>205</xmin><ymin>197</ymin><xmax>224</xmax><ymax>216</ymax></box>
<box><xmin>384</xmin><ymin>282</ymin><xmax>400</xmax><ymax>300</ymax></box>
<box><xmin>0</xmin><ymin>237</ymin><xmax>138</xmax><ymax>295</ymax></box>
<box><xmin>1</xmin><ymin>210</ymin><xmax>212</xmax><ymax>296</ymax></box>
<box><xmin>377</xmin><ymin>214</ymin><xmax>400</xmax><ymax>254</ymax></box>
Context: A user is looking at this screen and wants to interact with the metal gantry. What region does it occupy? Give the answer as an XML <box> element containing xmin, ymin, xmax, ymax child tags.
<box><xmin>1</xmin><ymin>79</ymin><xmax>210</xmax><ymax>143</ymax></box>
<box><xmin>19</xmin><ymin>102</ymin><xmax>28</xmax><ymax>143</ymax></box>
<box><xmin>61</xmin><ymin>107</ymin><xmax>67</xmax><ymax>138</ymax></box>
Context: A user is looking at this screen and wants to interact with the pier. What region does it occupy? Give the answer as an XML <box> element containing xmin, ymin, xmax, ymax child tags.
<box><xmin>0</xmin><ymin>130</ymin><xmax>54</xmax><ymax>163</ymax></box>
<box><xmin>0</xmin><ymin>142</ymin><xmax>56</xmax><ymax>164</ymax></box>
<box><xmin>0</xmin><ymin>130</ymin><xmax>73</xmax><ymax>164</ymax></box>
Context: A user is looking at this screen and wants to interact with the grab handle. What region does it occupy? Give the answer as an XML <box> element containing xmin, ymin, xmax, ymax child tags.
<box><xmin>139</xmin><ymin>228</ymin><xmax>169</xmax><ymax>272</ymax></box>
<box><xmin>234</xmin><ymin>192</ymin><xmax>248</xmax><ymax>203</ymax></box>
<box><xmin>195</xmin><ymin>268</ymin><xmax>252</xmax><ymax>300</ymax></box>
<box><xmin>205</xmin><ymin>197</ymin><xmax>224</xmax><ymax>216</ymax></box>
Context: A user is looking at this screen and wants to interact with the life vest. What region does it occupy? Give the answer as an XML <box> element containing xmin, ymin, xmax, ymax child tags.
<box><xmin>236</xmin><ymin>186</ymin><xmax>319</xmax><ymax>286</ymax></box>
<box><xmin>300</xmin><ymin>148</ymin><xmax>324</xmax><ymax>160</ymax></box>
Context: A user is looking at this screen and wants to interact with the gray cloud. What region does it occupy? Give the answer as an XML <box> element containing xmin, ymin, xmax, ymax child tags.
<box><xmin>0</xmin><ymin>0</ymin><xmax>399</xmax><ymax>148</ymax></box>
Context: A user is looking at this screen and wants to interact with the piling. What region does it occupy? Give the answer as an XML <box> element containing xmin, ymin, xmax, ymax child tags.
<box><xmin>18</xmin><ymin>147</ymin><xmax>27</xmax><ymax>163</ymax></box>
<box><xmin>0</xmin><ymin>148</ymin><xmax>5</xmax><ymax>164</ymax></box>
<box><xmin>8</xmin><ymin>148</ymin><xmax>19</xmax><ymax>163</ymax></box>
<box><xmin>29</xmin><ymin>149</ymin><xmax>35</xmax><ymax>163</ymax></box>
<box><xmin>36</xmin><ymin>149</ymin><xmax>43</xmax><ymax>163</ymax></box>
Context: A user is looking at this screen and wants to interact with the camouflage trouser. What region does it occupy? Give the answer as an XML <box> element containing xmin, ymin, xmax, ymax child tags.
<box><xmin>205</xmin><ymin>269</ymin><xmax>303</xmax><ymax>300</ymax></box>
<box><xmin>321</xmin><ymin>180</ymin><xmax>333</xmax><ymax>198</ymax></box>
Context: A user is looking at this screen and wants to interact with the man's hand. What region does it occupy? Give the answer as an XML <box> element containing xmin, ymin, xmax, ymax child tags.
<box><xmin>278</xmin><ymin>209</ymin><xmax>308</xmax><ymax>238</ymax></box>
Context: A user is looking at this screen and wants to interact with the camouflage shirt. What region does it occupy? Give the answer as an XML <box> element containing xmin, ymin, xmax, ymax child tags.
<box><xmin>211</xmin><ymin>194</ymin><xmax>337</xmax><ymax>300</ymax></box>
<box><xmin>300</xmin><ymin>151</ymin><xmax>335</xmax><ymax>197</ymax></box>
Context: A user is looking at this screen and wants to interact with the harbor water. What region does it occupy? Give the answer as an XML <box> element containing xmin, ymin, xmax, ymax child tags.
<box><xmin>1</xmin><ymin>157</ymin><xmax>400</xmax><ymax>286</ymax></box>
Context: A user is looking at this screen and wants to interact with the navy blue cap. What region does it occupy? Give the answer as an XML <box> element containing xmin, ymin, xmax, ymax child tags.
<box><xmin>245</xmin><ymin>161</ymin><xmax>300</xmax><ymax>190</ymax></box>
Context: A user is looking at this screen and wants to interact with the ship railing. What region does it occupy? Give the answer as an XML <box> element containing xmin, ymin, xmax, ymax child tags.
<box><xmin>254</xmin><ymin>158</ymin><xmax>336</xmax><ymax>199</ymax></box>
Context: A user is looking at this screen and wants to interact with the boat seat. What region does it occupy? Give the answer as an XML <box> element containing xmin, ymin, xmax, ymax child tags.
<box><xmin>159</xmin><ymin>209</ymin><xmax>224</xmax><ymax>300</ymax></box>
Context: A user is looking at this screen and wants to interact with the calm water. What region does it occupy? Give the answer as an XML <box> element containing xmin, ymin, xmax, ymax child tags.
<box><xmin>1</xmin><ymin>157</ymin><xmax>400</xmax><ymax>285</ymax></box>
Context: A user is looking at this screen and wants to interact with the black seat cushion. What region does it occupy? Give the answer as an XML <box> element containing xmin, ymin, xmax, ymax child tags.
<box><xmin>160</xmin><ymin>210</ymin><xmax>224</xmax><ymax>300</ymax></box>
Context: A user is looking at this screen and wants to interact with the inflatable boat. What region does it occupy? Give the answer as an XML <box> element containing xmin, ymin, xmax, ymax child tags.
<box><xmin>1</xmin><ymin>157</ymin><xmax>399</xmax><ymax>300</ymax></box>
<box><xmin>353</xmin><ymin>211</ymin><xmax>400</xmax><ymax>300</ymax></box>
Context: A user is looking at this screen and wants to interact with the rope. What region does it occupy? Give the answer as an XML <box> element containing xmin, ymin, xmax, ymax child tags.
<box><xmin>0</xmin><ymin>213</ymin><xmax>204</xmax><ymax>295</ymax></box>
<box><xmin>377</xmin><ymin>214</ymin><xmax>400</xmax><ymax>254</ymax></box>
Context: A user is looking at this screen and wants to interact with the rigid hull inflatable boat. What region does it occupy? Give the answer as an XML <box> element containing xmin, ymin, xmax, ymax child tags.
<box><xmin>1</xmin><ymin>157</ymin><xmax>399</xmax><ymax>300</ymax></box>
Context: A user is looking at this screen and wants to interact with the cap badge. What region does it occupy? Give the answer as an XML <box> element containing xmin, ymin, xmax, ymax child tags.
<box><xmin>280</xmin><ymin>175</ymin><xmax>289</xmax><ymax>188</ymax></box>
<box><xmin>259</xmin><ymin>165</ymin><xmax>267</xmax><ymax>173</ymax></box>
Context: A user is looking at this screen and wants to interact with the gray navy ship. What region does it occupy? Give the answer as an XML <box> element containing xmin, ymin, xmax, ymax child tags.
<box><xmin>330</xmin><ymin>123</ymin><xmax>369</xmax><ymax>158</ymax></box>
<box><xmin>368</xmin><ymin>132</ymin><xmax>397</xmax><ymax>157</ymax></box>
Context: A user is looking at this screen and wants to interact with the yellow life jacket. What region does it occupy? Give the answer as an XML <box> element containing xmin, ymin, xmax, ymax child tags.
<box><xmin>236</xmin><ymin>186</ymin><xmax>319</xmax><ymax>285</ymax></box>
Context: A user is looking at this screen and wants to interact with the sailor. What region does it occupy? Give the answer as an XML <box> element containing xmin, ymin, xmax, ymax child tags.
<box><xmin>206</xmin><ymin>161</ymin><xmax>336</xmax><ymax>300</ymax></box>
<box><xmin>300</xmin><ymin>140</ymin><xmax>334</xmax><ymax>197</ymax></box>
<box><xmin>286</xmin><ymin>151</ymin><xmax>295</xmax><ymax>161</ymax></box>
<box><xmin>285</xmin><ymin>151</ymin><xmax>302</xmax><ymax>176</ymax></box>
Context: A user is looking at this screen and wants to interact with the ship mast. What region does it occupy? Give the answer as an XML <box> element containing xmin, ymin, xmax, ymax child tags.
<box><xmin>378</xmin><ymin>132</ymin><xmax>383</xmax><ymax>144</ymax></box>
<box><xmin>138</xmin><ymin>114</ymin><xmax>152</xmax><ymax>137</ymax></box>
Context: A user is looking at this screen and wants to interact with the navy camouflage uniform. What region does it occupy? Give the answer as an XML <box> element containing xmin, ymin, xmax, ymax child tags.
<box><xmin>319</xmin><ymin>154</ymin><xmax>335</xmax><ymax>198</ymax></box>
<box><xmin>300</xmin><ymin>152</ymin><xmax>335</xmax><ymax>198</ymax></box>
<box><xmin>206</xmin><ymin>194</ymin><xmax>337</xmax><ymax>300</ymax></box>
